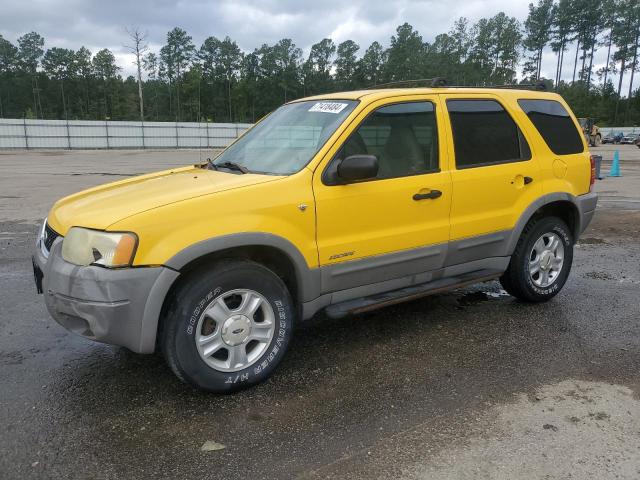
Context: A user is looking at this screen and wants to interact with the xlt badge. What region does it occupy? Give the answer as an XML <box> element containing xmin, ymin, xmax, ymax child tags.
<box><xmin>328</xmin><ymin>251</ymin><xmax>355</xmax><ymax>260</ymax></box>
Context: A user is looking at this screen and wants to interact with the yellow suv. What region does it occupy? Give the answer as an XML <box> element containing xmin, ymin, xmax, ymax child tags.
<box><xmin>33</xmin><ymin>86</ymin><xmax>598</xmax><ymax>392</ymax></box>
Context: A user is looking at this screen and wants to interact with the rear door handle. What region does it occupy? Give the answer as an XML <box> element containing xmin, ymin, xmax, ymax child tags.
<box><xmin>524</xmin><ymin>176</ymin><xmax>533</xmax><ymax>185</ymax></box>
<box><xmin>413</xmin><ymin>190</ymin><xmax>442</xmax><ymax>201</ymax></box>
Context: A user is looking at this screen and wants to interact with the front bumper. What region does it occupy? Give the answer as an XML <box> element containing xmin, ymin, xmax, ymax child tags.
<box><xmin>34</xmin><ymin>239</ymin><xmax>179</xmax><ymax>353</ymax></box>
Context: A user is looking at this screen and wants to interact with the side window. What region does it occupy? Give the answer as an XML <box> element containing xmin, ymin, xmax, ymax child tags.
<box><xmin>518</xmin><ymin>99</ymin><xmax>584</xmax><ymax>155</ymax></box>
<box><xmin>447</xmin><ymin>99</ymin><xmax>531</xmax><ymax>169</ymax></box>
<box><xmin>337</xmin><ymin>101</ymin><xmax>439</xmax><ymax>179</ymax></box>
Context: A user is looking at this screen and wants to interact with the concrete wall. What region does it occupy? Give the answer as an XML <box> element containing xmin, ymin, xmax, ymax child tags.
<box><xmin>0</xmin><ymin>118</ymin><xmax>252</xmax><ymax>150</ymax></box>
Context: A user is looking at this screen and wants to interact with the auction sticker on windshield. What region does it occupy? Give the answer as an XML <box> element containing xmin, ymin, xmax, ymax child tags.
<box><xmin>308</xmin><ymin>102</ymin><xmax>349</xmax><ymax>114</ymax></box>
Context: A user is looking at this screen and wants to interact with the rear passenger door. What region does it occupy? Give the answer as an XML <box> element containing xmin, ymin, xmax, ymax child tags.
<box><xmin>441</xmin><ymin>94</ymin><xmax>542</xmax><ymax>251</ymax></box>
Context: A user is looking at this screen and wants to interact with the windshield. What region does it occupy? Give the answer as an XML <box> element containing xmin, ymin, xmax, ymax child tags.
<box><xmin>213</xmin><ymin>100</ymin><xmax>358</xmax><ymax>175</ymax></box>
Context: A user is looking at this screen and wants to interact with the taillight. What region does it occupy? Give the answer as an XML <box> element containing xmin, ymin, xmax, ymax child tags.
<box><xmin>589</xmin><ymin>155</ymin><xmax>596</xmax><ymax>188</ymax></box>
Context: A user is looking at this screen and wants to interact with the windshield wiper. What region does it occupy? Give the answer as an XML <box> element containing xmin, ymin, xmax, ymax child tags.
<box><xmin>215</xmin><ymin>161</ymin><xmax>249</xmax><ymax>174</ymax></box>
<box><xmin>206</xmin><ymin>158</ymin><xmax>218</xmax><ymax>170</ymax></box>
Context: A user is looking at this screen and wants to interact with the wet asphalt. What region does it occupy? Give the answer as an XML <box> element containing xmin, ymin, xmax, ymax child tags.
<box><xmin>1</xmin><ymin>209</ymin><xmax>639</xmax><ymax>479</ymax></box>
<box><xmin>1</xmin><ymin>148</ymin><xmax>639</xmax><ymax>479</ymax></box>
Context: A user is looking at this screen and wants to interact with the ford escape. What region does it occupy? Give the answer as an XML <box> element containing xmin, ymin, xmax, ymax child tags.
<box><xmin>33</xmin><ymin>85</ymin><xmax>598</xmax><ymax>392</ymax></box>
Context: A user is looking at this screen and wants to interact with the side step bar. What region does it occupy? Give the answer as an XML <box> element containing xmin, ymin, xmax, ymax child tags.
<box><xmin>324</xmin><ymin>269</ymin><xmax>502</xmax><ymax>319</ymax></box>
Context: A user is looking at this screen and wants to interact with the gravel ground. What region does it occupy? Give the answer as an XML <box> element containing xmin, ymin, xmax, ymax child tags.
<box><xmin>0</xmin><ymin>145</ymin><xmax>639</xmax><ymax>479</ymax></box>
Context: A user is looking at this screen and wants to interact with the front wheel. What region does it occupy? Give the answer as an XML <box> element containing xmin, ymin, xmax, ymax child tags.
<box><xmin>161</xmin><ymin>260</ymin><xmax>294</xmax><ymax>393</ymax></box>
<box><xmin>500</xmin><ymin>216</ymin><xmax>574</xmax><ymax>302</ymax></box>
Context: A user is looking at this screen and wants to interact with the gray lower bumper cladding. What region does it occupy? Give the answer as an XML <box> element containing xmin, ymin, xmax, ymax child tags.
<box><xmin>37</xmin><ymin>242</ymin><xmax>178</xmax><ymax>353</ymax></box>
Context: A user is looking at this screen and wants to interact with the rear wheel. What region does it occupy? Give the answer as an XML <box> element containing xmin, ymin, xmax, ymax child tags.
<box><xmin>161</xmin><ymin>260</ymin><xmax>294</xmax><ymax>393</ymax></box>
<box><xmin>500</xmin><ymin>216</ymin><xmax>573</xmax><ymax>302</ymax></box>
<box><xmin>593</xmin><ymin>134</ymin><xmax>601</xmax><ymax>147</ymax></box>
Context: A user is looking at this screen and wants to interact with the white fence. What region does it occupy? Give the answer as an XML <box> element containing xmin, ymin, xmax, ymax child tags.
<box><xmin>600</xmin><ymin>126</ymin><xmax>640</xmax><ymax>136</ymax></box>
<box><xmin>0</xmin><ymin>118</ymin><xmax>252</xmax><ymax>150</ymax></box>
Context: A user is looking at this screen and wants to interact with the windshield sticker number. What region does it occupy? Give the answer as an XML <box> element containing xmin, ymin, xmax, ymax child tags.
<box><xmin>308</xmin><ymin>102</ymin><xmax>349</xmax><ymax>114</ymax></box>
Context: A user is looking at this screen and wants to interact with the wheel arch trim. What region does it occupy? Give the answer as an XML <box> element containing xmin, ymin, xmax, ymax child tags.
<box><xmin>163</xmin><ymin>232</ymin><xmax>321</xmax><ymax>303</ymax></box>
<box><xmin>506</xmin><ymin>191</ymin><xmax>597</xmax><ymax>254</ymax></box>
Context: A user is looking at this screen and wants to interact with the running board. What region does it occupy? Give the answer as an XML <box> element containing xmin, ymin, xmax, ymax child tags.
<box><xmin>324</xmin><ymin>269</ymin><xmax>502</xmax><ymax>319</ymax></box>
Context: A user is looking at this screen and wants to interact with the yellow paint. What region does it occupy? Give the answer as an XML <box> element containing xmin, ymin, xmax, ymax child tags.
<box><xmin>47</xmin><ymin>87</ymin><xmax>591</xmax><ymax>269</ymax></box>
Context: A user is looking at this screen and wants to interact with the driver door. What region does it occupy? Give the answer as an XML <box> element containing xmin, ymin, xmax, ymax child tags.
<box><xmin>312</xmin><ymin>95</ymin><xmax>452</xmax><ymax>292</ymax></box>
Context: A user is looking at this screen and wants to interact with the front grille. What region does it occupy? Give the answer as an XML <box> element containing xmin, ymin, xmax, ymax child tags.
<box><xmin>43</xmin><ymin>223</ymin><xmax>60</xmax><ymax>252</ymax></box>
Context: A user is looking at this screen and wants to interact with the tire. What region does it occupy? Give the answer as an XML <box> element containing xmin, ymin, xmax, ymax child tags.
<box><xmin>500</xmin><ymin>216</ymin><xmax>573</xmax><ymax>302</ymax></box>
<box><xmin>161</xmin><ymin>260</ymin><xmax>294</xmax><ymax>393</ymax></box>
<box><xmin>593</xmin><ymin>134</ymin><xmax>601</xmax><ymax>147</ymax></box>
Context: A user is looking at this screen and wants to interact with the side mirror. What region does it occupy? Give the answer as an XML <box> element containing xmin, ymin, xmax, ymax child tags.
<box><xmin>337</xmin><ymin>155</ymin><xmax>379</xmax><ymax>183</ymax></box>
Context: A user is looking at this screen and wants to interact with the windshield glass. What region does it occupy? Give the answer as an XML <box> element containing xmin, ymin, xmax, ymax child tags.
<box><xmin>213</xmin><ymin>100</ymin><xmax>358</xmax><ymax>175</ymax></box>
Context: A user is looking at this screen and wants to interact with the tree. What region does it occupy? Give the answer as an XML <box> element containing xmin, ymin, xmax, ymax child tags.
<box><xmin>384</xmin><ymin>23</ymin><xmax>425</xmax><ymax>81</ymax></box>
<box><xmin>42</xmin><ymin>47</ymin><xmax>77</xmax><ymax>118</ymax></box>
<box><xmin>489</xmin><ymin>13</ymin><xmax>522</xmax><ymax>83</ymax></box>
<box><xmin>267</xmin><ymin>39</ymin><xmax>302</xmax><ymax>103</ymax></box>
<box><xmin>623</xmin><ymin>0</ymin><xmax>640</xmax><ymax>120</ymax></box>
<box><xmin>92</xmin><ymin>48</ymin><xmax>120</xmax><ymax>119</ymax></box>
<box><xmin>611</xmin><ymin>0</ymin><xmax>639</xmax><ymax>121</ymax></box>
<box><xmin>0</xmin><ymin>35</ymin><xmax>18</xmax><ymax>117</ymax></box>
<box><xmin>551</xmin><ymin>0</ymin><xmax>575</xmax><ymax>88</ymax></box>
<box><xmin>523</xmin><ymin>0</ymin><xmax>555</xmax><ymax>79</ymax></box>
<box><xmin>17</xmin><ymin>32</ymin><xmax>45</xmax><ymax>117</ymax></box>
<box><xmin>0</xmin><ymin>35</ymin><xmax>17</xmax><ymax>72</ymax></box>
<box><xmin>125</xmin><ymin>27</ymin><xmax>149</xmax><ymax>121</ymax></box>
<box><xmin>75</xmin><ymin>46</ymin><xmax>93</xmax><ymax>117</ymax></box>
<box><xmin>142</xmin><ymin>52</ymin><xmax>160</xmax><ymax>119</ymax></box>
<box><xmin>469</xmin><ymin>13</ymin><xmax>522</xmax><ymax>84</ymax></box>
<box><xmin>571</xmin><ymin>0</ymin><xmax>604</xmax><ymax>89</ymax></box>
<box><xmin>358</xmin><ymin>41</ymin><xmax>385</xmax><ymax>86</ymax></box>
<box><xmin>599</xmin><ymin>0</ymin><xmax>618</xmax><ymax>87</ymax></box>
<box><xmin>160</xmin><ymin>27</ymin><xmax>194</xmax><ymax>120</ymax></box>
<box><xmin>216</xmin><ymin>37</ymin><xmax>243</xmax><ymax>121</ymax></box>
<box><xmin>302</xmin><ymin>38</ymin><xmax>335</xmax><ymax>95</ymax></box>
<box><xmin>449</xmin><ymin>18</ymin><xmax>472</xmax><ymax>83</ymax></box>
<box><xmin>334</xmin><ymin>40</ymin><xmax>359</xmax><ymax>90</ymax></box>
<box><xmin>426</xmin><ymin>33</ymin><xmax>459</xmax><ymax>81</ymax></box>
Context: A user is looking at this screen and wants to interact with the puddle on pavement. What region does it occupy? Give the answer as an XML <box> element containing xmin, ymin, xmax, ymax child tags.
<box><xmin>578</xmin><ymin>237</ymin><xmax>609</xmax><ymax>245</ymax></box>
<box><xmin>457</xmin><ymin>289</ymin><xmax>509</xmax><ymax>306</ymax></box>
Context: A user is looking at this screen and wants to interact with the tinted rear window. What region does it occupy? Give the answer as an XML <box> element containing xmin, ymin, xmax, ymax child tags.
<box><xmin>518</xmin><ymin>99</ymin><xmax>584</xmax><ymax>155</ymax></box>
<box><xmin>446</xmin><ymin>99</ymin><xmax>531</xmax><ymax>169</ymax></box>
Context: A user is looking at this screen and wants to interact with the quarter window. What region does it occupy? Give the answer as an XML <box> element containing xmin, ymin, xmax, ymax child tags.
<box><xmin>336</xmin><ymin>101</ymin><xmax>439</xmax><ymax>179</ymax></box>
<box><xmin>518</xmin><ymin>99</ymin><xmax>584</xmax><ymax>155</ymax></box>
<box><xmin>447</xmin><ymin>99</ymin><xmax>531</xmax><ymax>169</ymax></box>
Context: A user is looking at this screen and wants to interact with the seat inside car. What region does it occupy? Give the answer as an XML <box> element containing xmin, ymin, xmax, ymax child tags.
<box><xmin>380</xmin><ymin>124</ymin><xmax>425</xmax><ymax>178</ymax></box>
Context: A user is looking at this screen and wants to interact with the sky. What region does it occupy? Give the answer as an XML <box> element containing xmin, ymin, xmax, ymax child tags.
<box><xmin>0</xmin><ymin>0</ymin><xmax>631</xmax><ymax>92</ymax></box>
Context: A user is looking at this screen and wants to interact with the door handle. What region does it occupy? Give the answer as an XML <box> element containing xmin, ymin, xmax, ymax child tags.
<box><xmin>413</xmin><ymin>190</ymin><xmax>442</xmax><ymax>201</ymax></box>
<box><xmin>524</xmin><ymin>176</ymin><xmax>533</xmax><ymax>185</ymax></box>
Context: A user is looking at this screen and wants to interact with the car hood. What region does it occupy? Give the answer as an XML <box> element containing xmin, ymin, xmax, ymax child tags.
<box><xmin>47</xmin><ymin>165</ymin><xmax>280</xmax><ymax>234</ymax></box>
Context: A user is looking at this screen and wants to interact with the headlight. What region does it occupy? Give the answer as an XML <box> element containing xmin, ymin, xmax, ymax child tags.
<box><xmin>61</xmin><ymin>228</ymin><xmax>138</xmax><ymax>268</ymax></box>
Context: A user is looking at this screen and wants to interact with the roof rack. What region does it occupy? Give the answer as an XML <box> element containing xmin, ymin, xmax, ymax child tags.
<box><xmin>471</xmin><ymin>80</ymin><xmax>548</xmax><ymax>91</ymax></box>
<box><xmin>364</xmin><ymin>78</ymin><xmax>448</xmax><ymax>89</ymax></box>
<box><xmin>365</xmin><ymin>78</ymin><xmax>548</xmax><ymax>92</ymax></box>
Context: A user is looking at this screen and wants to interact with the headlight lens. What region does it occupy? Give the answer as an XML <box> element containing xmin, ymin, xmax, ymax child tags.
<box><xmin>61</xmin><ymin>228</ymin><xmax>137</xmax><ymax>268</ymax></box>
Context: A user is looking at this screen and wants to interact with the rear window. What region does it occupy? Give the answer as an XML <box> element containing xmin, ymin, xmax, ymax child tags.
<box><xmin>446</xmin><ymin>99</ymin><xmax>531</xmax><ymax>169</ymax></box>
<box><xmin>518</xmin><ymin>99</ymin><xmax>584</xmax><ymax>155</ymax></box>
